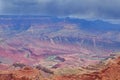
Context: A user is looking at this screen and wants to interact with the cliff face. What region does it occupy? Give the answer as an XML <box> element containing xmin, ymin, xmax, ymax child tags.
<box><xmin>98</xmin><ymin>57</ymin><xmax>120</xmax><ymax>80</ymax></box>
<box><xmin>0</xmin><ymin>56</ymin><xmax>120</xmax><ymax>80</ymax></box>
<box><xmin>0</xmin><ymin>67</ymin><xmax>45</xmax><ymax>80</ymax></box>
<box><xmin>52</xmin><ymin>56</ymin><xmax>120</xmax><ymax>80</ymax></box>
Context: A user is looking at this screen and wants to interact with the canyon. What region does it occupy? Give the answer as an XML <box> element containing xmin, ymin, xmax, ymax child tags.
<box><xmin>0</xmin><ymin>16</ymin><xmax>120</xmax><ymax>79</ymax></box>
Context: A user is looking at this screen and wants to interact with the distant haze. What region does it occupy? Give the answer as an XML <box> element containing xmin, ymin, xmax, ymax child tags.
<box><xmin>0</xmin><ymin>0</ymin><xmax>120</xmax><ymax>21</ymax></box>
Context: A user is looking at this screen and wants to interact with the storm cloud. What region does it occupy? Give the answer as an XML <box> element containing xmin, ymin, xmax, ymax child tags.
<box><xmin>0</xmin><ymin>0</ymin><xmax>120</xmax><ymax>19</ymax></box>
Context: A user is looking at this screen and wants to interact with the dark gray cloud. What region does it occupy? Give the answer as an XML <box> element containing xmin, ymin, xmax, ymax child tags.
<box><xmin>0</xmin><ymin>0</ymin><xmax>120</xmax><ymax>19</ymax></box>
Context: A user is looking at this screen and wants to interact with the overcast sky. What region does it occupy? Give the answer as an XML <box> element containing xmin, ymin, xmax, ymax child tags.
<box><xmin>0</xmin><ymin>0</ymin><xmax>120</xmax><ymax>20</ymax></box>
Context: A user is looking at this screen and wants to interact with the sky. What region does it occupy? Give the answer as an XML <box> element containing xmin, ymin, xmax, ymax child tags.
<box><xmin>0</xmin><ymin>0</ymin><xmax>120</xmax><ymax>21</ymax></box>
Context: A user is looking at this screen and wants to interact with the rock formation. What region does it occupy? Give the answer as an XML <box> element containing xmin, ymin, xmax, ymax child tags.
<box><xmin>0</xmin><ymin>67</ymin><xmax>45</xmax><ymax>80</ymax></box>
<box><xmin>52</xmin><ymin>56</ymin><xmax>120</xmax><ymax>80</ymax></box>
<box><xmin>0</xmin><ymin>56</ymin><xmax>119</xmax><ymax>80</ymax></box>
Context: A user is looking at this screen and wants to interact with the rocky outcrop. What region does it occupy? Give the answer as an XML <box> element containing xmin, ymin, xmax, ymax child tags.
<box><xmin>0</xmin><ymin>56</ymin><xmax>120</xmax><ymax>80</ymax></box>
<box><xmin>0</xmin><ymin>73</ymin><xmax>13</xmax><ymax>80</ymax></box>
<box><xmin>0</xmin><ymin>67</ymin><xmax>45</xmax><ymax>80</ymax></box>
<box><xmin>55</xmin><ymin>56</ymin><xmax>65</xmax><ymax>62</ymax></box>
<box><xmin>52</xmin><ymin>56</ymin><xmax>120</xmax><ymax>80</ymax></box>
<box><xmin>35</xmin><ymin>64</ymin><xmax>54</xmax><ymax>74</ymax></box>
